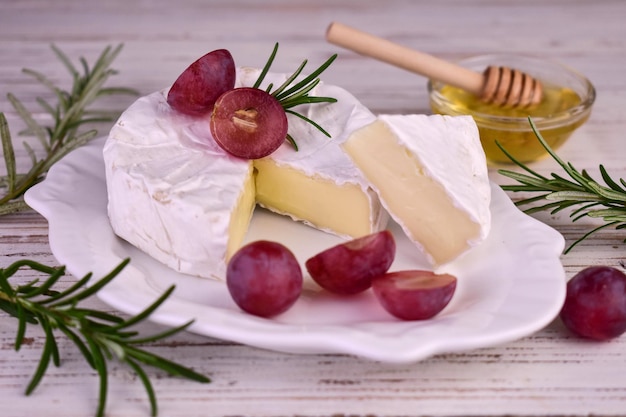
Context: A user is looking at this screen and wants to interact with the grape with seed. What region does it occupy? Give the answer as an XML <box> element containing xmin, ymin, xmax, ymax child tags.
<box><xmin>226</xmin><ymin>240</ymin><xmax>302</xmax><ymax>317</ymax></box>
<box><xmin>372</xmin><ymin>270</ymin><xmax>457</xmax><ymax>320</ymax></box>
<box><xmin>560</xmin><ymin>266</ymin><xmax>626</xmax><ymax>341</ymax></box>
<box><xmin>167</xmin><ymin>49</ymin><xmax>235</xmax><ymax>116</ymax></box>
<box><xmin>305</xmin><ymin>231</ymin><xmax>396</xmax><ymax>295</ymax></box>
<box><xmin>210</xmin><ymin>87</ymin><xmax>288</xmax><ymax>159</ymax></box>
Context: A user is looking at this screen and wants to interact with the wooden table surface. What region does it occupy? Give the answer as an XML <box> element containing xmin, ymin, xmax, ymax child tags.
<box><xmin>2</xmin><ymin>1</ymin><xmax>626</xmax><ymax>416</ymax></box>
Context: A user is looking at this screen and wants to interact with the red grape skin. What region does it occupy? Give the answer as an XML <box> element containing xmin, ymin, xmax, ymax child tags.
<box><xmin>226</xmin><ymin>241</ymin><xmax>302</xmax><ymax>318</ymax></box>
<box><xmin>372</xmin><ymin>270</ymin><xmax>457</xmax><ymax>320</ymax></box>
<box><xmin>210</xmin><ymin>87</ymin><xmax>288</xmax><ymax>159</ymax></box>
<box><xmin>560</xmin><ymin>266</ymin><xmax>626</xmax><ymax>341</ymax></box>
<box><xmin>305</xmin><ymin>230</ymin><xmax>396</xmax><ymax>295</ymax></box>
<box><xmin>167</xmin><ymin>49</ymin><xmax>235</xmax><ymax>116</ymax></box>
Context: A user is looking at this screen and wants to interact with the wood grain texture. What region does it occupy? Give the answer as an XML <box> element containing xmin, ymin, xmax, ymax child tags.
<box><xmin>1</xmin><ymin>1</ymin><xmax>626</xmax><ymax>416</ymax></box>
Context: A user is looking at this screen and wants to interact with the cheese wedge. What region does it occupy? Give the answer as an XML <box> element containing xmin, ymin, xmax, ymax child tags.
<box><xmin>341</xmin><ymin>114</ymin><xmax>491</xmax><ymax>266</ymax></box>
<box><xmin>103</xmin><ymin>70</ymin><xmax>386</xmax><ymax>280</ymax></box>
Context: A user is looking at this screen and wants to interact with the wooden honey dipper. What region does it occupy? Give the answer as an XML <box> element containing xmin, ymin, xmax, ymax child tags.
<box><xmin>326</xmin><ymin>22</ymin><xmax>543</xmax><ymax>108</ymax></box>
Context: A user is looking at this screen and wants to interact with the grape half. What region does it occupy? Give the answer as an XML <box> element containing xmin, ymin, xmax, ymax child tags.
<box><xmin>305</xmin><ymin>231</ymin><xmax>396</xmax><ymax>295</ymax></box>
<box><xmin>167</xmin><ymin>49</ymin><xmax>235</xmax><ymax>116</ymax></box>
<box><xmin>560</xmin><ymin>266</ymin><xmax>626</xmax><ymax>340</ymax></box>
<box><xmin>226</xmin><ymin>240</ymin><xmax>302</xmax><ymax>317</ymax></box>
<box><xmin>210</xmin><ymin>87</ymin><xmax>288</xmax><ymax>159</ymax></box>
<box><xmin>372</xmin><ymin>270</ymin><xmax>457</xmax><ymax>320</ymax></box>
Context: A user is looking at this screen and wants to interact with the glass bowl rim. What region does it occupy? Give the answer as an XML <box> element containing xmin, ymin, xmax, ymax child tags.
<box><xmin>427</xmin><ymin>54</ymin><xmax>596</xmax><ymax>130</ymax></box>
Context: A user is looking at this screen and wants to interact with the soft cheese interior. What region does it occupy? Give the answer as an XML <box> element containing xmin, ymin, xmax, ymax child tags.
<box><xmin>342</xmin><ymin>114</ymin><xmax>491</xmax><ymax>267</ymax></box>
<box><xmin>103</xmin><ymin>69</ymin><xmax>386</xmax><ymax>280</ymax></box>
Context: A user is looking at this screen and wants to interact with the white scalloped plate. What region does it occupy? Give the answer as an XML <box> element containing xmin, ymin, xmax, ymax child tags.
<box><xmin>25</xmin><ymin>137</ymin><xmax>566</xmax><ymax>363</ymax></box>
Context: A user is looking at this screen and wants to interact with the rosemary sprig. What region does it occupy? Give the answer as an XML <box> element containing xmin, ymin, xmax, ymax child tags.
<box><xmin>0</xmin><ymin>258</ymin><xmax>210</xmax><ymax>417</ymax></box>
<box><xmin>0</xmin><ymin>44</ymin><xmax>138</xmax><ymax>216</ymax></box>
<box><xmin>498</xmin><ymin>118</ymin><xmax>626</xmax><ymax>253</ymax></box>
<box><xmin>253</xmin><ymin>43</ymin><xmax>338</xmax><ymax>150</ymax></box>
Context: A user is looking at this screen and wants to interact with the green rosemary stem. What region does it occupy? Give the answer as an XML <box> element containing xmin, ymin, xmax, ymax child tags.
<box><xmin>498</xmin><ymin>117</ymin><xmax>626</xmax><ymax>252</ymax></box>
<box><xmin>0</xmin><ymin>44</ymin><xmax>138</xmax><ymax>215</ymax></box>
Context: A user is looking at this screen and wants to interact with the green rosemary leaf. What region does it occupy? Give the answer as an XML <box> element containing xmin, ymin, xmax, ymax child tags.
<box><xmin>22</xmin><ymin>141</ymin><xmax>38</xmax><ymax>167</ymax></box>
<box><xmin>276</xmin><ymin>78</ymin><xmax>320</xmax><ymax>104</ymax></box>
<box><xmin>124</xmin><ymin>344</ymin><xmax>210</xmax><ymax>382</ymax></box>
<box><xmin>271</xmin><ymin>59</ymin><xmax>308</xmax><ymax>98</ymax></box>
<box><xmin>126</xmin><ymin>358</ymin><xmax>158</xmax><ymax>417</ymax></box>
<box><xmin>86</xmin><ymin>337</ymin><xmax>109</xmax><ymax>417</ymax></box>
<box><xmin>550</xmin><ymin>173</ymin><xmax>587</xmax><ymax>192</ymax></box>
<box><xmin>285</xmin><ymin>109</ymin><xmax>332</xmax><ymax>138</ymax></box>
<box><xmin>501</xmin><ymin>184</ymin><xmax>548</xmax><ymax>193</ymax></box>
<box><xmin>0</xmin><ymin>299</ymin><xmax>23</xmax><ymax>320</ymax></box>
<box><xmin>499</xmin><ymin>169</ymin><xmax>556</xmax><ymax>189</ymax></box>
<box><xmin>21</xmin><ymin>68</ymin><xmax>68</xmax><ymax>114</ymax></box>
<box><xmin>586</xmin><ymin>181</ymin><xmax>626</xmax><ymax>202</ymax></box>
<box><xmin>509</xmin><ymin>193</ymin><xmax>553</xmax><ymax>206</ymax></box>
<box><xmin>15</xmin><ymin>302</ymin><xmax>29</xmax><ymax>349</ymax></box>
<box><xmin>280</xmin><ymin>95</ymin><xmax>337</xmax><ymax>109</ymax></box>
<box><xmin>97</xmin><ymin>86</ymin><xmax>140</xmax><ymax>97</ymax></box>
<box><xmin>25</xmin><ymin>315</ymin><xmax>55</xmax><ymax>395</ymax></box>
<box><xmin>51</xmin><ymin>43</ymin><xmax>80</xmax><ymax>78</ymax></box>
<box><xmin>285</xmin><ymin>134</ymin><xmax>298</xmax><ymax>151</ymax></box>
<box><xmin>4</xmin><ymin>259</ymin><xmax>60</xmax><ymax>277</ymax></box>
<box><xmin>128</xmin><ymin>320</ymin><xmax>193</xmax><ymax>345</ymax></box>
<box><xmin>519</xmin><ymin>200</ymin><xmax>567</xmax><ymax>214</ymax></box>
<box><xmin>38</xmin><ymin>272</ymin><xmax>93</xmax><ymax>305</ymax></box>
<box><xmin>496</xmin><ymin>140</ymin><xmax>549</xmax><ymax>181</ymax></box>
<box><xmin>600</xmin><ymin>164</ymin><xmax>626</xmax><ymax>193</ymax></box>
<box><xmin>0</xmin><ymin>113</ymin><xmax>17</xmax><ymax>193</ymax></box>
<box><xmin>586</xmin><ymin>208</ymin><xmax>626</xmax><ymax>220</ymax></box>
<box><xmin>570</xmin><ymin>202</ymin><xmax>604</xmax><ymax>221</ymax></box>
<box><xmin>73</xmin><ymin>308</ymin><xmax>126</xmax><ymax>325</ymax></box>
<box><xmin>52</xmin><ymin>259</ymin><xmax>129</xmax><ymax>307</ymax></box>
<box><xmin>112</xmin><ymin>285</ymin><xmax>175</xmax><ymax>330</ymax></box>
<box><xmin>6</xmin><ymin>93</ymin><xmax>49</xmax><ymax>151</ymax></box>
<box><xmin>253</xmin><ymin>42</ymin><xmax>279</xmax><ymax>89</ymax></box>
<box><xmin>19</xmin><ymin>267</ymin><xmax>65</xmax><ymax>299</ymax></box>
<box><xmin>564</xmin><ymin>221</ymin><xmax>620</xmax><ymax>254</ymax></box>
<box><xmin>545</xmin><ymin>191</ymin><xmax>604</xmax><ymax>202</ymax></box>
<box><xmin>57</xmin><ymin>323</ymin><xmax>96</xmax><ymax>369</ymax></box>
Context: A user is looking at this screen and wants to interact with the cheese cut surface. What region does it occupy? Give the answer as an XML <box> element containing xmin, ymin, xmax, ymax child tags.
<box><xmin>254</xmin><ymin>159</ymin><xmax>382</xmax><ymax>237</ymax></box>
<box><xmin>103</xmin><ymin>69</ymin><xmax>385</xmax><ymax>280</ymax></box>
<box><xmin>342</xmin><ymin>114</ymin><xmax>491</xmax><ymax>267</ymax></box>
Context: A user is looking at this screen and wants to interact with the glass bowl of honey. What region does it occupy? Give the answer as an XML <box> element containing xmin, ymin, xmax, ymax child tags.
<box><xmin>428</xmin><ymin>54</ymin><xmax>595</xmax><ymax>164</ymax></box>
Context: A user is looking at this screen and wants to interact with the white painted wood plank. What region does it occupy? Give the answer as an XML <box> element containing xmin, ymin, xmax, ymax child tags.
<box><xmin>1</xmin><ymin>1</ymin><xmax>626</xmax><ymax>416</ymax></box>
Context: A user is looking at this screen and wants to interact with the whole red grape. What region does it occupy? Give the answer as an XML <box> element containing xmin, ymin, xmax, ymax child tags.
<box><xmin>560</xmin><ymin>266</ymin><xmax>626</xmax><ymax>341</ymax></box>
<box><xmin>226</xmin><ymin>240</ymin><xmax>302</xmax><ymax>318</ymax></box>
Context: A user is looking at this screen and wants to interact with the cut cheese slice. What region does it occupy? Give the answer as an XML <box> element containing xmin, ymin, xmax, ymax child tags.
<box><xmin>342</xmin><ymin>114</ymin><xmax>491</xmax><ymax>266</ymax></box>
